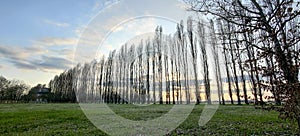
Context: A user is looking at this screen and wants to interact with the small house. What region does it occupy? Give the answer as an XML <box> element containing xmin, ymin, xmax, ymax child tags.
<box><xmin>36</xmin><ymin>88</ymin><xmax>50</xmax><ymax>102</ymax></box>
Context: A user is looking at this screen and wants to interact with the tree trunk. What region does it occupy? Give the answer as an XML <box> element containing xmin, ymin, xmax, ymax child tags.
<box><xmin>297</xmin><ymin>116</ymin><xmax>300</xmax><ymax>135</ymax></box>
<box><xmin>164</xmin><ymin>53</ymin><xmax>170</xmax><ymax>104</ymax></box>
<box><xmin>157</xmin><ymin>27</ymin><xmax>163</xmax><ymax>105</ymax></box>
<box><xmin>218</xmin><ymin>20</ymin><xmax>234</xmax><ymax>104</ymax></box>
<box><xmin>210</xmin><ymin>20</ymin><xmax>224</xmax><ymax>105</ymax></box>
<box><xmin>239</xmin><ymin>57</ymin><xmax>248</xmax><ymax>105</ymax></box>
<box><xmin>146</xmin><ymin>42</ymin><xmax>150</xmax><ymax>104</ymax></box>
<box><xmin>152</xmin><ymin>43</ymin><xmax>156</xmax><ymax>104</ymax></box>
<box><xmin>171</xmin><ymin>60</ymin><xmax>175</xmax><ymax>104</ymax></box>
<box><xmin>228</xmin><ymin>25</ymin><xmax>241</xmax><ymax>105</ymax></box>
<box><xmin>225</xmin><ymin>54</ymin><xmax>234</xmax><ymax>105</ymax></box>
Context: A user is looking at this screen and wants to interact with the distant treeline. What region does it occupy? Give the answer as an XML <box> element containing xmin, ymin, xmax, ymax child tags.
<box><xmin>0</xmin><ymin>76</ymin><xmax>29</xmax><ymax>103</ymax></box>
<box><xmin>0</xmin><ymin>76</ymin><xmax>76</xmax><ymax>103</ymax></box>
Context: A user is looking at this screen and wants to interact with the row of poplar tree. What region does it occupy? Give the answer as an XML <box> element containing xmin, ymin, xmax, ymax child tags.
<box><xmin>48</xmin><ymin>17</ymin><xmax>276</xmax><ymax>105</ymax></box>
<box><xmin>48</xmin><ymin>0</ymin><xmax>300</xmax><ymax>132</ymax></box>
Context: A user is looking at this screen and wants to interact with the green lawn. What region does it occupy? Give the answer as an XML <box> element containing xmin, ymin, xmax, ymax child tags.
<box><xmin>0</xmin><ymin>103</ymin><xmax>298</xmax><ymax>135</ymax></box>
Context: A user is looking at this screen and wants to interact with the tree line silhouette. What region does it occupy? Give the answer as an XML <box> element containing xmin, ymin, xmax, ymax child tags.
<box><xmin>49</xmin><ymin>17</ymin><xmax>271</xmax><ymax>105</ymax></box>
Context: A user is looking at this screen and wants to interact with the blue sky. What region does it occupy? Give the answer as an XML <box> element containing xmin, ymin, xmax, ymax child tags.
<box><xmin>0</xmin><ymin>0</ymin><xmax>95</xmax><ymax>44</ymax></box>
<box><xmin>0</xmin><ymin>0</ymin><xmax>195</xmax><ymax>86</ymax></box>
<box><xmin>0</xmin><ymin>0</ymin><xmax>114</xmax><ymax>85</ymax></box>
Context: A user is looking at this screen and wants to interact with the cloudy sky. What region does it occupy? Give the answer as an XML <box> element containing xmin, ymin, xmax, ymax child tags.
<box><xmin>0</xmin><ymin>0</ymin><xmax>196</xmax><ymax>86</ymax></box>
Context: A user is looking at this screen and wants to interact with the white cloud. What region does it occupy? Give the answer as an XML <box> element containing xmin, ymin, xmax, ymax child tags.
<box><xmin>0</xmin><ymin>43</ymin><xmax>74</xmax><ymax>73</ymax></box>
<box><xmin>92</xmin><ymin>0</ymin><xmax>120</xmax><ymax>12</ymax></box>
<box><xmin>44</xmin><ymin>19</ymin><xmax>70</xmax><ymax>28</ymax></box>
<box><xmin>34</xmin><ymin>37</ymin><xmax>78</xmax><ymax>46</ymax></box>
<box><xmin>0</xmin><ymin>44</ymin><xmax>46</xmax><ymax>60</ymax></box>
<box><xmin>73</xmin><ymin>14</ymin><xmax>133</xmax><ymax>63</ymax></box>
<box><xmin>112</xmin><ymin>17</ymin><xmax>157</xmax><ymax>35</ymax></box>
<box><xmin>175</xmin><ymin>1</ymin><xmax>189</xmax><ymax>10</ymax></box>
<box><xmin>76</xmin><ymin>25</ymin><xmax>104</xmax><ymax>46</ymax></box>
<box><xmin>67</xmin><ymin>0</ymin><xmax>194</xmax><ymax>64</ymax></box>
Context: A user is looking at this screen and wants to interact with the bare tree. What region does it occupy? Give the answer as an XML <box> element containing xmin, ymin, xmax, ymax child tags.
<box><xmin>98</xmin><ymin>57</ymin><xmax>105</xmax><ymax>103</ymax></box>
<box><xmin>234</xmin><ymin>34</ymin><xmax>249</xmax><ymax>104</ymax></box>
<box><xmin>210</xmin><ymin>20</ymin><xmax>225</xmax><ymax>105</ymax></box>
<box><xmin>227</xmin><ymin>23</ymin><xmax>242</xmax><ymax>105</ymax></box>
<box><xmin>164</xmin><ymin>36</ymin><xmax>172</xmax><ymax>104</ymax></box>
<box><xmin>187</xmin><ymin>0</ymin><xmax>300</xmax><ymax>132</ymax></box>
<box><xmin>129</xmin><ymin>45</ymin><xmax>135</xmax><ymax>104</ymax></box>
<box><xmin>145</xmin><ymin>40</ymin><xmax>151</xmax><ymax>104</ymax></box>
<box><xmin>187</xmin><ymin>17</ymin><xmax>201</xmax><ymax>104</ymax></box>
<box><xmin>198</xmin><ymin>20</ymin><xmax>211</xmax><ymax>104</ymax></box>
<box><xmin>152</xmin><ymin>35</ymin><xmax>157</xmax><ymax>104</ymax></box>
<box><xmin>217</xmin><ymin>19</ymin><xmax>234</xmax><ymax>104</ymax></box>
<box><xmin>155</xmin><ymin>26</ymin><xmax>164</xmax><ymax>104</ymax></box>
<box><xmin>123</xmin><ymin>44</ymin><xmax>129</xmax><ymax>104</ymax></box>
<box><xmin>170</xmin><ymin>36</ymin><xmax>177</xmax><ymax>104</ymax></box>
<box><xmin>137</xmin><ymin>41</ymin><xmax>144</xmax><ymax>104</ymax></box>
<box><xmin>177</xmin><ymin>21</ymin><xmax>190</xmax><ymax>104</ymax></box>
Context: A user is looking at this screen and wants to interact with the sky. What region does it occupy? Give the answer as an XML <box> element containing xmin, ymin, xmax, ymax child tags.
<box><xmin>0</xmin><ymin>0</ymin><xmax>196</xmax><ymax>86</ymax></box>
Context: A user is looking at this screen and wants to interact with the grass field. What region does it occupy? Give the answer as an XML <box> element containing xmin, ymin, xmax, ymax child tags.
<box><xmin>0</xmin><ymin>103</ymin><xmax>298</xmax><ymax>136</ymax></box>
